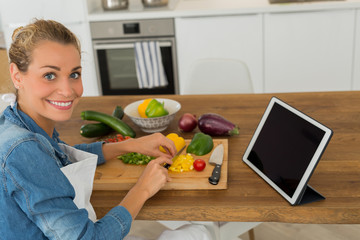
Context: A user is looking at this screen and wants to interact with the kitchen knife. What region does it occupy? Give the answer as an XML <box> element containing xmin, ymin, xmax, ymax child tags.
<box><xmin>208</xmin><ymin>144</ymin><xmax>224</xmax><ymax>185</ymax></box>
<box><xmin>163</xmin><ymin>145</ymin><xmax>186</xmax><ymax>169</ymax></box>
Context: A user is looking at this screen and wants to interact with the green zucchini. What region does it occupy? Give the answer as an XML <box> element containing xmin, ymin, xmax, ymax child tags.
<box><xmin>112</xmin><ymin>106</ymin><xmax>124</xmax><ymax>120</ymax></box>
<box><xmin>80</xmin><ymin>123</ymin><xmax>113</xmax><ymax>138</ymax></box>
<box><xmin>81</xmin><ymin>110</ymin><xmax>136</xmax><ymax>138</ymax></box>
<box><xmin>80</xmin><ymin>106</ymin><xmax>125</xmax><ymax>138</ymax></box>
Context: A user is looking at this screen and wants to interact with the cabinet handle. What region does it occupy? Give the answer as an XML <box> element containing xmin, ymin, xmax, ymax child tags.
<box><xmin>94</xmin><ymin>41</ymin><xmax>172</xmax><ymax>50</ymax></box>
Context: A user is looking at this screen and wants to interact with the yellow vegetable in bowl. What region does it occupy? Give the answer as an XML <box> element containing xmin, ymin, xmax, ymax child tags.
<box><xmin>169</xmin><ymin>153</ymin><xmax>194</xmax><ymax>172</ymax></box>
<box><xmin>137</xmin><ymin>98</ymin><xmax>153</xmax><ymax>118</ymax></box>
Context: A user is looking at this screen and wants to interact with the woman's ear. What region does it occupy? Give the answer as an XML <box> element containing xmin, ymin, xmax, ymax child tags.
<box><xmin>10</xmin><ymin>63</ymin><xmax>22</xmax><ymax>89</ymax></box>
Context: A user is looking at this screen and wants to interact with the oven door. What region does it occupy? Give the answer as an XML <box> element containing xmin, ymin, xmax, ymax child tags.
<box><xmin>93</xmin><ymin>38</ymin><xmax>177</xmax><ymax>95</ymax></box>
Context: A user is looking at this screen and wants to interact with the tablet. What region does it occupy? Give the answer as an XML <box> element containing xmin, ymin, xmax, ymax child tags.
<box><xmin>242</xmin><ymin>97</ymin><xmax>333</xmax><ymax>205</ymax></box>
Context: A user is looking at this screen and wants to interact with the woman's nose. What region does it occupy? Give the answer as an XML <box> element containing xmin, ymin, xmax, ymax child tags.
<box><xmin>57</xmin><ymin>78</ymin><xmax>74</xmax><ymax>97</ymax></box>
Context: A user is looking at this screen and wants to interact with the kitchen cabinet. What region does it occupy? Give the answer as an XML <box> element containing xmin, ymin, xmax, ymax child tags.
<box><xmin>353</xmin><ymin>9</ymin><xmax>360</xmax><ymax>90</ymax></box>
<box><xmin>65</xmin><ymin>23</ymin><xmax>98</xmax><ymax>97</ymax></box>
<box><xmin>0</xmin><ymin>0</ymin><xmax>98</xmax><ymax>96</ymax></box>
<box><xmin>175</xmin><ymin>15</ymin><xmax>263</xmax><ymax>94</ymax></box>
<box><xmin>264</xmin><ymin>10</ymin><xmax>355</xmax><ymax>93</ymax></box>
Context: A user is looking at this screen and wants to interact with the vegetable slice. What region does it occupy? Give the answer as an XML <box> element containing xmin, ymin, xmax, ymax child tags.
<box><xmin>118</xmin><ymin>152</ymin><xmax>155</xmax><ymax>165</ymax></box>
<box><xmin>168</xmin><ymin>154</ymin><xmax>194</xmax><ymax>172</ymax></box>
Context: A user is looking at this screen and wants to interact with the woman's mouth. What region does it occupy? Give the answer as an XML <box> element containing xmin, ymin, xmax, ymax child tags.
<box><xmin>47</xmin><ymin>100</ymin><xmax>73</xmax><ymax>110</ymax></box>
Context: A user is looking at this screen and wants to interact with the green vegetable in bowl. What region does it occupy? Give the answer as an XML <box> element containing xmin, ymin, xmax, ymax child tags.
<box><xmin>145</xmin><ymin>99</ymin><xmax>169</xmax><ymax>118</ymax></box>
<box><xmin>118</xmin><ymin>152</ymin><xmax>155</xmax><ymax>165</ymax></box>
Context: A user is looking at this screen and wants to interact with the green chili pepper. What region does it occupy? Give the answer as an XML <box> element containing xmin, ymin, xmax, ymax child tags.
<box><xmin>145</xmin><ymin>99</ymin><xmax>169</xmax><ymax>118</ymax></box>
<box><xmin>117</xmin><ymin>152</ymin><xmax>155</xmax><ymax>165</ymax></box>
<box><xmin>186</xmin><ymin>132</ymin><xmax>214</xmax><ymax>156</ymax></box>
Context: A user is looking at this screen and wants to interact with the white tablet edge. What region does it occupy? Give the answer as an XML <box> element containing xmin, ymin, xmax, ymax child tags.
<box><xmin>242</xmin><ymin>97</ymin><xmax>333</xmax><ymax>205</ymax></box>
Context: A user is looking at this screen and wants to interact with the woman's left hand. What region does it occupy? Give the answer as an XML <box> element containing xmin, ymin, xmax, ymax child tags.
<box><xmin>102</xmin><ymin>132</ymin><xmax>177</xmax><ymax>161</ymax></box>
<box><xmin>131</xmin><ymin>133</ymin><xmax>177</xmax><ymax>158</ymax></box>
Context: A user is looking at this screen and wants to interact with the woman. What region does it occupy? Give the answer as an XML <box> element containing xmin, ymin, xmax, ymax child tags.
<box><xmin>0</xmin><ymin>19</ymin><xmax>177</xmax><ymax>239</ymax></box>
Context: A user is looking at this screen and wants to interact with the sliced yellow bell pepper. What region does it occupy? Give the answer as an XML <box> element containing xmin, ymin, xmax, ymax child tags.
<box><xmin>137</xmin><ymin>98</ymin><xmax>153</xmax><ymax>118</ymax></box>
<box><xmin>160</xmin><ymin>133</ymin><xmax>186</xmax><ymax>153</ymax></box>
<box><xmin>169</xmin><ymin>153</ymin><xmax>194</xmax><ymax>172</ymax></box>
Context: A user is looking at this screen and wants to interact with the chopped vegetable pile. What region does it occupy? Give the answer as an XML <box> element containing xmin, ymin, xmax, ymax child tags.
<box><xmin>117</xmin><ymin>152</ymin><xmax>155</xmax><ymax>165</ymax></box>
<box><xmin>104</xmin><ymin>134</ymin><xmax>131</xmax><ymax>143</ymax></box>
<box><xmin>169</xmin><ymin>153</ymin><xmax>194</xmax><ymax>173</ymax></box>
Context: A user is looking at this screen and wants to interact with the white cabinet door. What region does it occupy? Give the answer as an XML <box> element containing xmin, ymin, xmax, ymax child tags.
<box><xmin>264</xmin><ymin>10</ymin><xmax>355</xmax><ymax>93</ymax></box>
<box><xmin>353</xmin><ymin>9</ymin><xmax>360</xmax><ymax>90</ymax></box>
<box><xmin>0</xmin><ymin>0</ymin><xmax>87</xmax><ymax>48</ymax></box>
<box><xmin>66</xmin><ymin>23</ymin><xmax>98</xmax><ymax>97</ymax></box>
<box><xmin>0</xmin><ymin>0</ymin><xmax>98</xmax><ymax>96</ymax></box>
<box><xmin>0</xmin><ymin>0</ymin><xmax>85</xmax><ymax>24</ymax></box>
<box><xmin>175</xmin><ymin>14</ymin><xmax>263</xmax><ymax>94</ymax></box>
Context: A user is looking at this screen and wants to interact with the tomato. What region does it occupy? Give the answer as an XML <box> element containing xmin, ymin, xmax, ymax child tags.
<box><xmin>193</xmin><ymin>159</ymin><xmax>206</xmax><ymax>171</ymax></box>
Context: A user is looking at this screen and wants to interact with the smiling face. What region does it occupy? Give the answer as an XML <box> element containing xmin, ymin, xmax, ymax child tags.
<box><xmin>12</xmin><ymin>40</ymin><xmax>83</xmax><ymax>134</ymax></box>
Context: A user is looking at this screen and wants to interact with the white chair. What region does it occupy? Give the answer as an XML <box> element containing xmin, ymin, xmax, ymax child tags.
<box><xmin>183</xmin><ymin>58</ymin><xmax>254</xmax><ymax>94</ymax></box>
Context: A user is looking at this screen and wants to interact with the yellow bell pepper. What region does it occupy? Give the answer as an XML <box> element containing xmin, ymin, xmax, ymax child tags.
<box><xmin>138</xmin><ymin>98</ymin><xmax>153</xmax><ymax>118</ymax></box>
<box><xmin>169</xmin><ymin>153</ymin><xmax>194</xmax><ymax>172</ymax></box>
<box><xmin>160</xmin><ymin>133</ymin><xmax>186</xmax><ymax>153</ymax></box>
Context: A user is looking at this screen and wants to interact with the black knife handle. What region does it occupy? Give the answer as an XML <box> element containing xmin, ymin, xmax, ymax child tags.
<box><xmin>209</xmin><ymin>164</ymin><xmax>222</xmax><ymax>185</ymax></box>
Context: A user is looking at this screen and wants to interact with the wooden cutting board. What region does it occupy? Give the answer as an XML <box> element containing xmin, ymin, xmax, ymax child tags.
<box><xmin>93</xmin><ymin>139</ymin><xmax>228</xmax><ymax>190</ymax></box>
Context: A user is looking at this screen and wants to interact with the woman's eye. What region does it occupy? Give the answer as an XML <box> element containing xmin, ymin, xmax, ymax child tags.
<box><xmin>44</xmin><ymin>73</ymin><xmax>56</xmax><ymax>80</ymax></box>
<box><xmin>70</xmin><ymin>72</ymin><xmax>80</xmax><ymax>79</ymax></box>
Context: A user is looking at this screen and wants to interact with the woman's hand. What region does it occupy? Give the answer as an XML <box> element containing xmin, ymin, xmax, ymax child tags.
<box><xmin>119</xmin><ymin>155</ymin><xmax>173</xmax><ymax>219</ymax></box>
<box><xmin>131</xmin><ymin>133</ymin><xmax>177</xmax><ymax>158</ymax></box>
<box><xmin>102</xmin><ymin>132</ymin><xmax>177</xmax><ymax>161</ymax></box>
<box><xmin>134</xmin><ymin>156</ymin><xmax>173</xmax><ymax>199</ymax></box>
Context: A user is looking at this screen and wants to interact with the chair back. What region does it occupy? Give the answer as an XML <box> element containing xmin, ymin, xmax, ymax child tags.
<box><xmin>184</xmin><ymin>58</ymin><xmax>253</xmax><ymax>94</ymax></box>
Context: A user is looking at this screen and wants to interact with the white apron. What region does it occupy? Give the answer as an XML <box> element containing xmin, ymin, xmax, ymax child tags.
<box><xmin>59</xmin><ymin>143</ymin><xmax>98</xmax><ymax>222</ymax></box>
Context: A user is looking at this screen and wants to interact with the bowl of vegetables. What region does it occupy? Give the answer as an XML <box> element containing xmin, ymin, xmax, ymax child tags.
<box><xmin>124</xmin><ymin>98</ymin><xmax>181</xmax><ymax>133</ymax></box>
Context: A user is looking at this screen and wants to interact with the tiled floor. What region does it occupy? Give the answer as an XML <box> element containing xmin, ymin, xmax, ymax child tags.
<box><xmin>127</xmin><ymin>221</ymin><xmax>360</xmax><ymax>240</ymax></box>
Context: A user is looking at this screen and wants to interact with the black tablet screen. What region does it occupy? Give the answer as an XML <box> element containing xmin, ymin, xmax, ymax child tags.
<box><xmin>248</xmin><ymin>102</ymin><xmax>325</xmax><ymax>197</ymax></box>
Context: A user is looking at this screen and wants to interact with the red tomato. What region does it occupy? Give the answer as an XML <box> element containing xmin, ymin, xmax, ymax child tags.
<box><xmin>193</xmin><ymin>159</ymin><xmax>206</xmax><ymax>171</ymax></box>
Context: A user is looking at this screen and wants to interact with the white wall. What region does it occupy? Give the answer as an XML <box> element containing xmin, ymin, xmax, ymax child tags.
<box><xmin>0</xmin><ymin>11</ymin><xmax>3</xmax><ymax>31</ymax></box>
<box><xmin>0</xmin><ymin>11</ymin><xmax>4</xmax><ymax>48</ymax></box>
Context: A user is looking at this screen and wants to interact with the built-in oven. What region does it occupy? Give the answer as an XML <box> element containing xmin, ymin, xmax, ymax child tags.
<box><xmin>90</xmin><ymin>18</ymin><xmax>178</xmax><ymax>95</ymax></box>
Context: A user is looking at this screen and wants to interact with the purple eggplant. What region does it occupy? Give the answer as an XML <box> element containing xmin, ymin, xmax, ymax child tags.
<box><xmin>198</xmin><ymin>113</ymin><xmax>239</xmax><ymax>136</ymax></box>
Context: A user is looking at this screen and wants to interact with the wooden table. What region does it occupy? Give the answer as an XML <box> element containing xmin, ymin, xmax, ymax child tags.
<box><xmin>56</xmin><ymin>91</ymin><xmax>360</xmax><ymax>224</ymax></box>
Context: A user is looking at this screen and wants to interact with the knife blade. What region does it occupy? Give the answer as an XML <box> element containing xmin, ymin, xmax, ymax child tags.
<box><xmin>163</xmin><ymin>145</ymin><xmax>186</xmax><ymax>169</ymax></box>
<box><xmin>208</xmin><ymin>144</ymin><xmax>224</xmax><ymax>185</ymax></box>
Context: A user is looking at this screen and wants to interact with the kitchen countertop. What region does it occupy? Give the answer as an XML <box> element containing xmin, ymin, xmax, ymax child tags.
<box><xmin>56</xmin><ymin>91</ymin><xmax>360</xmax><ymax>223</ymax></box>
<box><xmin>87</xmin><ymin>0</ymin><xmax>360</xmax><ymax>22</ymax></box>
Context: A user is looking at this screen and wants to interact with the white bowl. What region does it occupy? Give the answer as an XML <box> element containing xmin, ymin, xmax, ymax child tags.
<box><xmin>124</xmin><ymin>98</ymin><xmax>181</xmax><ymax>133</ymax></box>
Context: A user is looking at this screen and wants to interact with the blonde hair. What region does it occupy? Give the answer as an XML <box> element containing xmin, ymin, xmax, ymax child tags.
<box><xmin>9</xmin><ymin>19</ymin><xmax>81</xmax><ymax>73</ymax></box>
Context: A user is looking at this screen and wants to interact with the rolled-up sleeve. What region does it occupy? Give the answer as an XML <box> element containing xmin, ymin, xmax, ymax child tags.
<box><xmin>94</xmin><ymin>206</ymin><xmax>133</xmax><ymax>238</ymax></box>
<box><xmin>73</xmin><ymin>141</ymin><xmax>106</xmax><ymax>165</ymax></box>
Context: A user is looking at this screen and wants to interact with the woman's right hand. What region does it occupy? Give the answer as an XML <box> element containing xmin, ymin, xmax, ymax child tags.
<box><xmin>134</xmin><ymin>155</ymin><xmax>173</xmax><ymax>200</ymax></box>
<box><xmin>119</xmin><ymin>156</ymin><xmax>173</xmax><ymax>219</ymax></box>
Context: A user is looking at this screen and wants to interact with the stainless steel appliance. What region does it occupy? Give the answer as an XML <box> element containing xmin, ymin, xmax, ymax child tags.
<box><xmin>101</xmin><ymin>0</ymin><xmax>128</xmax><ymax>10</ymax></box>
<box><xmin>142</xmin><ymin>0</ymin><xmax>168</xmax><ymax>7</ymax></box>
<box><xmin>90</xmin><ymin>18</ymin><xmax>178</xmax><ymax>95</ymax></box>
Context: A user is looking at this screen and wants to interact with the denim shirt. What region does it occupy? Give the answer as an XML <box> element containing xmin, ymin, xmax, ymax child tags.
<box><xmin>0</xmin><ymin>103</ymin><xmax>132</xmax><ymax>240</ymax></box>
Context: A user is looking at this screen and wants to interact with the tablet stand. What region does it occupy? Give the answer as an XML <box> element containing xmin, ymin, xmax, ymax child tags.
<box><xmin>294</xmin><ymin>184</ymin><xmax>325</xmax><ymax>205</ymax></box>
